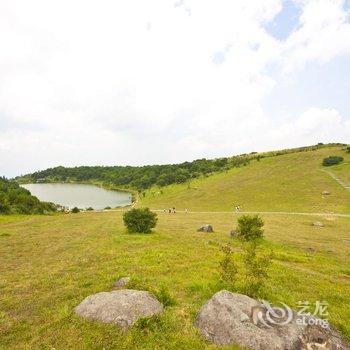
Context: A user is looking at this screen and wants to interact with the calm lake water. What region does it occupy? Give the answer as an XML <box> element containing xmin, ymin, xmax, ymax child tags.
<box><xmin>22</xmin><ymin>183</ymin><xmax>132</xmax><ymax>210</ymax></box>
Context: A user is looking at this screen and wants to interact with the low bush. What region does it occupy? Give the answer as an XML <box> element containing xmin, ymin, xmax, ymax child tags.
<box><xmin>123</xmin><ymin>208</ymin><xmax>157</xmax><ymax>233</ymax></box>
<box><xmin>71</xmin><ymin>207</ymin><xmax>80</xmax><ymax>213</ymax></box>
<box><xmin>236</xmin><ymin>215</ymin><xmax>264</xmax><ymax>241</ymax></box>
<box><xmin>322</xmin><ymin>156</ymin><xmax>344</xmax><ymax>166</ymax></box>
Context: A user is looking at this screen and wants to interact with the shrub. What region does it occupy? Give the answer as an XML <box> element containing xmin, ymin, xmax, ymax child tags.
<box><xmin>71</xmin><ymin>207</ymin><xmax>80</xmax><ymax>213</ymax></box>
<box><xmin>322</xmin><ymin>156</ymin><xmax>344</xmax><ymax>166</ymax></box>
<box><xmin>219</xmin><ymin>243</ymin><xmax>238</xmax><ymax>288</ymax></box>
<box><xmin>123</xmin><ymin>208</ymin><xmax>157</xmax><ymax>233</ymax></box>
<box><xmin>242</xmin><ymin>242</ymin><xmax>272</xmax><ymax>297</ymax></box>
<box><xmin>346</xmin><ymin>146</ymin><xmax>350</xmax><ymax>153</ymax></box>
<box><xmin>236</xmin><ymin>215</ymin><xmax>264</xmax><ymax>241</ymax></box>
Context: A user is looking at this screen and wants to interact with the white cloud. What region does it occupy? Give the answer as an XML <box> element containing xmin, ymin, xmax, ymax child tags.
<box><xmin>280</xmin><ymin>0</ymin><xmax>350</xmax><ymax>71</ymax></box>
<box><xmin>0</xmin><ymin>0</ymin><xmax>349</xmax><ymax>177</ymax></box>
<box><xmin>266</xmin><ymin>107</ymin><xmax>350</xmax><ymax>147</ymax></box>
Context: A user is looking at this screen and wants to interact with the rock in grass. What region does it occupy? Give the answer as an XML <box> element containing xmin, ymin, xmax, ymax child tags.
<box><xmin>75</xmin><ymin>289</ymin><xmax>164</xmax><ymax>329</ymax></box>
<box><xmin>195</xmin><ymin>290</ymin><xmax>349</xmax><ymax>349</ymax></box>
<box><xmin>112</xmin><ymin>276</ymin><xmax>131</xmax><ymax>290</ymax></box>
<box><xmin>322</xmin><ymin>191</ymin><xmax>331</xmax><ymax>195</ymax></box>
<box><xmin>313</xmin><ymin>221</ymin><xmax>324</xmax><ymax>227</ymax></box>
<box><xmin>230</xmin><ymin>229</ymin><xmax>238</xmax><ymax>237</ymax></box>
<box><xmin>197</xmin><ymin>225</ymin><xmax>213</xmax><ymax>233</ymax></box>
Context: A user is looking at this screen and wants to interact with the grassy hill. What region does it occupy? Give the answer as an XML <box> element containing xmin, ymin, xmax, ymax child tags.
<box><xmin>140</xmin><ymin>146</ymin><xmax>350</xmax><ymax>213</ymax></box>
<box><xmin>1</xmin><ymin>144</ymin><xmax>350</xmax><ymax>349</ymax></box>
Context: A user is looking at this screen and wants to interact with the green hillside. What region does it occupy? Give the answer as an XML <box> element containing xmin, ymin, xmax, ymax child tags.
<box><xmin>140</xmin><ymin>146</ymin><xmax>350</xmax><ymax>213</ymax></box>
<box><xmin>0</xmin><ymin>177</ymin><xmax>56</xmax><ymax>214</ymax></box>
<box><xmin>1</xmin><ymin>144</ymin><xmax>350</xmax><ymax>349</ymax></box>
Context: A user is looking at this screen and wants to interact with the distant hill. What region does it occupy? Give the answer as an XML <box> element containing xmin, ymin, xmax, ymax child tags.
<box><xmin>16</xmin><ymin>143</ymin><xmax>345</xmax><ymax>193</ymax></box>
<box><xmin>140</xmin><ymin>144</ymin><xmax>350</xmax><ymax>213</ymax></box>
<box><xmin>0</xmin><ymin>177</ymin><xmax>56</xmax><ymax>214</ymax></box>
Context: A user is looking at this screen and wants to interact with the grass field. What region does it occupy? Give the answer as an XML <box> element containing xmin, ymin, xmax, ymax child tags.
<box><xmin>140</xmin><ymin>146</ymin><xmax>350</xmax><ymax>213</ymax></box>
<box><xmin>1</xmin><ymin>210</ymin><xmax>350</xmax><ymax>349</ymax></box>
<box><xmin>1</xmin><ymin>145</ymin><xmax>350</xmax><ymax>349</ymax></box>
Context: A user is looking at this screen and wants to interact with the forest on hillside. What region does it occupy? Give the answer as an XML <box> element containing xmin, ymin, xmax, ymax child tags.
<box><xmin>16</xmin><ymin>143</ymin><xmax>345</xmax><ymax>192</ymax></box>
<box><xmin>0</xmin><ymin>177</ymin><xmax>56</xmax><ymax>214</ymax></box>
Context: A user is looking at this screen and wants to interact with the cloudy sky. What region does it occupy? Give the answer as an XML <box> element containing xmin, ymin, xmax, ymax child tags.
<box><xmin>1</xmin><ymin>0</ymin><xmax>350</xmax><ymax>177</ymax></box>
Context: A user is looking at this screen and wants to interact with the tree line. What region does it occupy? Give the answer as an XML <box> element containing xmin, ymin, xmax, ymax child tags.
<box><xmin>0</xmin><ymin>177</ymin><xmax>56</xmax><ymax>214</ymax></box>
<box><xmin>15</xmin><ymin>143</ymin><xmax>345</xmax><ymax>192</ymax></box>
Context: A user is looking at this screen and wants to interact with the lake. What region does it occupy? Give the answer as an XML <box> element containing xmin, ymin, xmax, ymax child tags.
<box><xmin>21</xmin><ymin>183</ymin><xmax>132</xmax><ymax>210</ymax></box>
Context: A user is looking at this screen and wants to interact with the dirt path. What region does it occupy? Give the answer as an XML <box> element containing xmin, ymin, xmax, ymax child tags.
<box><xmin>153</xmin><ymin>209</ymin><xmax>350</xmax><ymax>218</ymax></box>
<box><xmin>104</xmin><ymin>208</ymin><xmax>350</xmax><ymax>218</ymax></box>
<box><xmin>321</xmin><ymin>169</ymin><xmax>350</xmax><ymax>192</ymax></box>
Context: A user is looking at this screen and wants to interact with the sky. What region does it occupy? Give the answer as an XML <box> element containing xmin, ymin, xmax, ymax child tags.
<box><xmin>0</xmin><ymin>0</ymin><xmax>350</xmax><ymax>177</ymax></box>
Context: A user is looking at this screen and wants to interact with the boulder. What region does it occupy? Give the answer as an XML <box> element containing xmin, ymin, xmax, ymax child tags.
<box><xmin>197</xmin><ymin>225</ymin><xmax>213</xmax><ymax>233</ymax></box>
<box><xmin>75</xmin><ymin>289</ymin><xmax>163</xmax><ymax>329</ymax></box>
<box><xmin>322</xmin><ymin>191</ymin><xmax>331</xmax><ymax>195</ymax></box>
<box><xmin>112</xmin><ymin>276</ymin><xmax>131</xmax><ymax>290</ymax></box>
<box><xmin>313</xmin><ymin>221</ymin><xmax>324</xmax><ymax>227</ymax></box>
<box><xmin>195</xmin><ymin>290</ymin><xmax>349</xmax><ymax>349</ymax></box>
<box><xmin>230</xmin><ymin>229</ymin><xmax>238</xmax><ymax>237</ymax></box>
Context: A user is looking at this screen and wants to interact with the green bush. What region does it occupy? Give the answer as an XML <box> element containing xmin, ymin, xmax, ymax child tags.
<box><xmin>322</xmin><ymin>156</ymin><xmax>344</xmax><ymax>166</ymax></box>
<box><xmin>71</xmin><ymin>207</ymin><xmax>80</xmax><ymax>213</ymax></box>
<box><xmin>346</xmin><ymin>146</ymin><xmax>350</xmax><ymax>153</ymax></box>
<box><xmin>236</xmin><ymin>215</ymin><xmax>264</xmax><ymax>241</ymax></box>
<box><xmin>219</xmin><ymin>243</ymin><xmax>237</xmax><ymax>288</ymax></box>
<box><xmin>123</xmin><ymin>208</ymin><xmax>157</xmax><ymax>233</ymax></box>
<box><xmin>242</xmin><ymin>242</ymin><xmax>272</xmax><ymax>297</ymax></box>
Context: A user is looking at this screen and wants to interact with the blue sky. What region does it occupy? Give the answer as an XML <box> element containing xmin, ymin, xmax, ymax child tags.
<box><xmin>265</xmin><ymin>0</ymin><xmax>301</xmax><ymax>40</ymax></box>
<box><xmin>0</xmin><ymin>0</ymin><xmax>349</xmax><ymax>177</ymax></box>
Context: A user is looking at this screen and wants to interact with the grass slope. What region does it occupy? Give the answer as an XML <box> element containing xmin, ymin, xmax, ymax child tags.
<box><xmin>328</xmin><ymin>160</ymin><xmax>350</xmax><ymax>185</ymax></box>
<box><xmin>0</xmin><ymin>211</ymin><xmax>350</xmax><ymax>349</ymax></box>
<box><xmin>140</xmin><ymin>146</ymin><xmax>350</xmax><ymax>213</ymax></box>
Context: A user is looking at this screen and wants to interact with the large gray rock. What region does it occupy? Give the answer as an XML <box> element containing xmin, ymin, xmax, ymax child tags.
<box><xmin>195</xmin><ymin>290</ymin><xmax>349</xmax><ymax>350</ymax></box>
<box><xmin>75</xmin><ymin>289</ymin><xmax>164</xmax><ymax>329</ymax></box>
<box><xmin>197</xmin><ymin>225</ymin><xmax>213</xmax><ymax>233</ymax></box>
